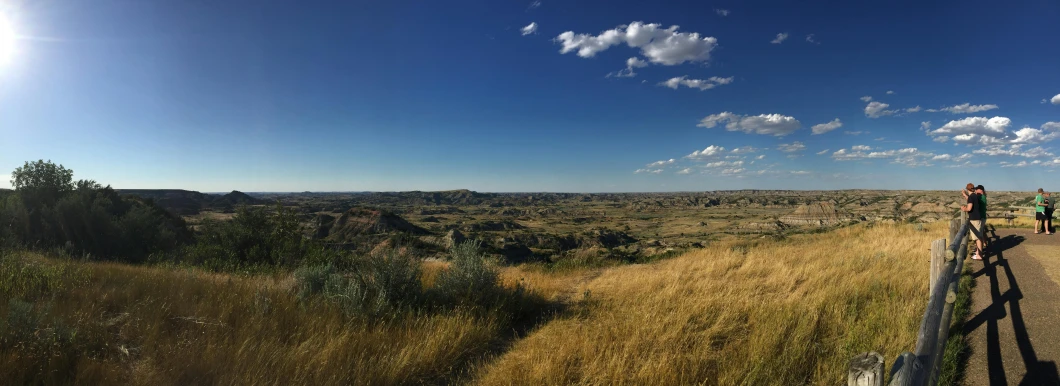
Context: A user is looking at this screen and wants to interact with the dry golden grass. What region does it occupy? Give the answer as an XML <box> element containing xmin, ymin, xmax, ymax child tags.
<box><xmin>2</xmin><ymin>222</ymin><xmax>949</xmax><ymax>385</ymax></box>
<box><xmin>473</xmin><ymin>222</ymin><xmax>947</xmax><ymax>385</ymax></box>
<box><xmin>0</xmin><ymin>255</ymin><xmax>507</xmax><ymax>385</ymax></box>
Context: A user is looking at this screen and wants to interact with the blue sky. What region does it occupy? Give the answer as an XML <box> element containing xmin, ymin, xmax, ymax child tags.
<box><xmin>1</xmin><ymin>0</ymin><xmax>1058</xmax><ymax>192</ymax></box>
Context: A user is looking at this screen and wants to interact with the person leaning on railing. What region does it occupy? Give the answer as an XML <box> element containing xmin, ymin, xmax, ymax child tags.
<box><xmin>960</xmin><ymin>183</ymin><xmax>989</xmax><ymax>247</ymax></box>
<box><xmin>963</xmin><ymin>185</ymin><xmax>986</xmax><ymax>260</ymax></box>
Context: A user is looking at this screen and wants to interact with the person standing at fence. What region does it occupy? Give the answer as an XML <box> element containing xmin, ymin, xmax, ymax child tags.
<box><xmin>965</xmin><ymin>186</ymin><xmax>985</xmax><ymax>260</ymax></box>
<box><xmin>1035</xmin><ymin>188</ymin><xmax>1052</xmax><ymax>235</ymax></box>
<box><xmin>977</xmin><ymin>185</ymin><xmax>988</xmax><ymax>245</ymax></box>
<box><xmin>1045</xmin><ymin>191</ymin><xmax>1054</xmax><ymax>234</ymax></box>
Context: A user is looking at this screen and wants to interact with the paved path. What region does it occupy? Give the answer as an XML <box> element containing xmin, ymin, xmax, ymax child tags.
<box><xmin>963</xmin><ymin>227</ymin><xmax>1060</xmax><ymax>386</ymax></box>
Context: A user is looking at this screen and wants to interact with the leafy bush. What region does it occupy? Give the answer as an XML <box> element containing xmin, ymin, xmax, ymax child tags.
<box><xmin>294</xmin><ymin>263</ymin><xmax>336</xmax><ymax>300</ymax></box>
<box><xmin>296</xmin><ymin>250</ymin><xmax>424</xmax><ymax>319</ymax></box>
<box><xmin>435</xmin><ymin>240</ymin><xmax>502</xmax><ymax>307</ymax></box>
<box><xmin>0</xmin><ymin>251</ymin><xmax>88</xmax><ymax>301</ymax></box>
<box><xmin>186</xmin><ymin>205</ymin><xmax>315</xmax><ymax>269</ymax></box>
<box><xmin>1</xmin><ymin>161</ymin><xmax>191</xmax><ymax>262</ymax></box>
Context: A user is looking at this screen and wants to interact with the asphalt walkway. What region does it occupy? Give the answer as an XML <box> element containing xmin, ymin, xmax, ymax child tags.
<box><xmin>962</xmin><ymin>226</ymin><xmax>1060</xmax><ymax>385</ymax></box>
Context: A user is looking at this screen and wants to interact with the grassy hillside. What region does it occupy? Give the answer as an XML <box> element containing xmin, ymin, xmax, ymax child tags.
<box><xmin>475</xmin><ymin>222</ymin><xmax>946</xmax><ymax>385</ymax></box>
<box><xmin>0</xmin><ymin>222</ymin><xmax>947</xmax><ymax>385</ymax></box>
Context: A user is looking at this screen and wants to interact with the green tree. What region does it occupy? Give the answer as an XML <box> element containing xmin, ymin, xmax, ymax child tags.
<box><xmin>12</xmin><ymin>160</ymin><xmax>74</xmax><ymax>208</ymax></box>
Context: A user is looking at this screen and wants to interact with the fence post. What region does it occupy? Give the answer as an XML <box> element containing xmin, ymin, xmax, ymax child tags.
<box><xmin>929</xmin><ymin>239</ymin><xmax>946</xmax><ymax>293</ymax></box>
<box><xmin>848</xmin><ymin>352</ymin><xmax>885</xmax><ymax>386</ymax></box>
<box><xmin>888</xmin><ymin>352</ymin><xmax>922</xmax><ymax>386</ymax></box>
<box><xmin>948</xmin><ymin>219</ymin><xmax>958</xmax><ymax>246</ymax></box>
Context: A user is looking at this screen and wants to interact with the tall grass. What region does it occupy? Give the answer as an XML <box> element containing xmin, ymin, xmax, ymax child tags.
<box><xmin>1</xmin><ymin>222</ymin><xmax>951</xmax><ymax>385</ymax></box>
<box><xmin>0</xmin><ymin>247</ymin><xmax>546</xmax><ymax>385</ymax></box>
<box><xmin>474</xmin><ymin>222</ymin><xmax>948</xmax><ymax>385</ymax></box>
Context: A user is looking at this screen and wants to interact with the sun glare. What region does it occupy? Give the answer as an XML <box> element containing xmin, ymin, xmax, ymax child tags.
<box><xmin>0</xmin><ymin>14</ymin><xmax>15</xmax><ymax>66</ymax></box>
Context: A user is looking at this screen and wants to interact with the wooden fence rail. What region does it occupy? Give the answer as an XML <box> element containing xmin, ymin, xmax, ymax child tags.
<box><xmin>848</xmin><ymin>212</ymin><xmax>970</xmax><ymax>386</ymax></box>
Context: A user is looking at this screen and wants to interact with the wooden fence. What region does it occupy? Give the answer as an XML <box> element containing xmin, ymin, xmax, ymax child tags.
<box><xmin>847</xmin><ymin>211</ymin><xmax>971</xmax><ymax>386</ymax></box>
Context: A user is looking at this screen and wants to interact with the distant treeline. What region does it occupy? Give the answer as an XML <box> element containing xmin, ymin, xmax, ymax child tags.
<box><xmin>0</xmin><ymin>160</ymin><xmax>341</xmax><ymax>270</ymax></box>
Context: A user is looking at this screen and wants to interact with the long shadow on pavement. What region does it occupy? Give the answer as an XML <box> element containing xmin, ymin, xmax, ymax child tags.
<box><xmin>962</xmin><ymin>226</ymin><xmax>1060</xmax><ymax>386</ymax></box>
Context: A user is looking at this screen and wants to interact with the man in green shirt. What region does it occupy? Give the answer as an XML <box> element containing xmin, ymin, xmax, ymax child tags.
<box><xmin>1035</xmin><ymin>188</ymin><xmax>1051</xmax><ymax>235</ymax></box>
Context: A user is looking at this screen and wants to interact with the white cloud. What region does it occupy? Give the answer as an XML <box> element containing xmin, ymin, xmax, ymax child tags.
<box><xmin>1010</xmin><ymin>126</ymin><xmax>1060</xmax><ymax>145</ymax></box>
<box><xmin>697</xmin><ymin>112</ymin><xmax>801</xmax><ymax>136</ymax></box>
<box><xmin>816</xmin><ymin>149</ymin><xmax>829</xmax><ymax>155</ymax></box>
<box><xmin>950</xmin><ymin>133</ymin><xmax>1006</xmax><ymax>146</ymax></box>
<box><xmin>864</xmin><ymin>101</ymin><xmax>897</xmax><ymax>118</ymax></box>
<box><xmin>844</xmin><ymin>131</ymin><xmax>867</xmax><ymax>135</ymax></box>
<box><xmin>646</xmin><ymin>159</ymin><xmax>675</xmax><ymax>167</ymax></box>
<box><xmin>1001</xmin><ymin>161</ymin><xmax>1032</xmax><ymax>168</ymax></box>
<box><xmin>528</xmin><ymin>0</ymin><xmax>541</xmax><ymax>9</ymax></box>
<box><xmin>973</xmin><ymin>144</ymin><xmax>1054</xmax><ymax>158</ymax></box>
<box><xmin>626</xmin><ymin>57</ymin><xmax>648</xmax><ymax>68</ymax></box>
<box><xmin>886</xmin><ymin>90</ymin><xmax>895</xmax><ymax>95</ymax></box>
<box><xmin>715</xmin><ymin>9</ymin><xmax>730</xmax><ymax>16</ymax></box>
<box><xmin>686</xmin><ymin>145</ymin><xmax>726</xmax><ymax>159</ymax></box>
<box><xmin>676</xmin><ymin>168</ymin><xmax>693</xmax><ymax>174</ymax></box>
<box><xmin>811</xmin><ymin>118</ymin><xmax>842</xmax><ymax>135</ymax></box>
<box><xmin>721</xmin><ymin>168</ymin><xmax>745</xmax><ymax>175</ymax></box>
<box><xmin>606</xmin><ymin>57</ymin><xmax>650</xmax><ymax>78</ymax></box>
<box><xmin>771</xmin><ymin>33</ymin><xmax>788</xmax><ymax>44</ymax></box>
<box><xmin>557</xmin><ymin>22</ymin><xmax>717</xmax><ymax>66</ymax></box>
<box><xmin>634</xmin><ymin>168</ymin><xmax>663</xmax><ymax>174</ymax></box>
<box><xmin>932</xmin><ymin>154</ymin><xmax>952</xmax><ymax>160</ymax></box>
<box><xmin>730</xmin><ymin>146</ymin><xmax>759</xmax><ymax>154</ymax></box>
<box><xmin>860</xmin><ymin>96</ymin><xmax>873</xmax><ymax>102</ymax></box>
<box><xmin>705</xmin><ymin>160</ymin><xmax>744</xmax><ymax>168</ymax></box>
<box><xmin>933</xmin><ymin>136</ymin><xmax>950</xmax><ymax>143</ymax></box>
<box><xmin>756</xmin><ymin>155</ymin><xmax>766</xmax><ymax>160</ymax></box>
<box><xmin>1052</xmin><ymin>93</ymin><xmax>1060</xmax><ymax>105</ymax></box>
<box><xmin>777</xmin><ymin>141</ymin><xmax>806</xmax><ymax>153</ymax></box>
<box><xmin>805</xmin><ymin>34</ymin><xmax>819</xmax><ymax>44</ymax></box>
<box><xmin>832</xmin><ymin>146</ymin><xmax>936</xmax><ymax>167</ymax></box>
<box><xmin>920</xmin><ymin>121</ymin><xmax>932</xmax><ymax>131</ymax></box>
<box><xmin>932</xmin><ymin>116</ymin><xmax>1010</xmax><ymax>137</ymax></box>
<box><xmin>521</xmin><ymin>22</ymin><xmax>538</xmax><ymax>36</ymax></box>
<box><xmin>1042</xmin><ymin>122</ymin><xmax>1060</xmax><ymax>131</ymax></box>
<box><xmin>938</xmin><ymin>103</ymin><xmax>999</xmax><ymax>114</ymax></box>
<box><xmin>659</xmin><ymin>76</ymin><xmax>734</xmax><ymax>91</ymax></box>
<box><xmin>906</xmin><ymin>106</ymin><xmax>922</xmax><ymax>113</ymax></box>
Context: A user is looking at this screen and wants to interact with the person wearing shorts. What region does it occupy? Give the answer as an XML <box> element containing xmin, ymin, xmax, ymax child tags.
<box><xmin>965</xmin><ymin>186</ymin><xmax>985</xmax><ymax>259</ymax></box>
<box><xmin>1035</xmin><ymin>188</ymin><xmax>1052</xmax><ymax>235</ymax></box>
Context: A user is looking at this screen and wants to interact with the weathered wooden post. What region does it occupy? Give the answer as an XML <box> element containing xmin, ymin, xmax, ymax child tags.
<box><xmin>929</xmin><ymin>238</ymin><xmax>946</xmax><ymax>293</ymax></box>
<box><xmin>888</xmin><ymin>352</ymin><xmax>923</xmax><ymax>386</ymax></box>
<box><xmin>848</xmin><ymin>352</ymin><xmax>885</xmax><ymax>386</ymax></box>
<box><xmin>947</xmin><ymin>218</ymin><xmax>958</xmax><ymax>247</ymax></box>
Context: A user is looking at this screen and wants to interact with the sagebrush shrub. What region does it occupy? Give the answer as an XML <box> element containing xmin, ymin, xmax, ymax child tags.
<box><xmin>293</xmin><ymin>263</ymin><xmax>336</xmax><ymax>300</ymax></box>
<box><xmin>435</xmin><ymin>240</ymin><xmax>505</xmax><ymax>307</ymax></box>
<box><xmin>295</xmin><ymin>250</ymin><xmax>424</xmax><ymax>319</ymax></box>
